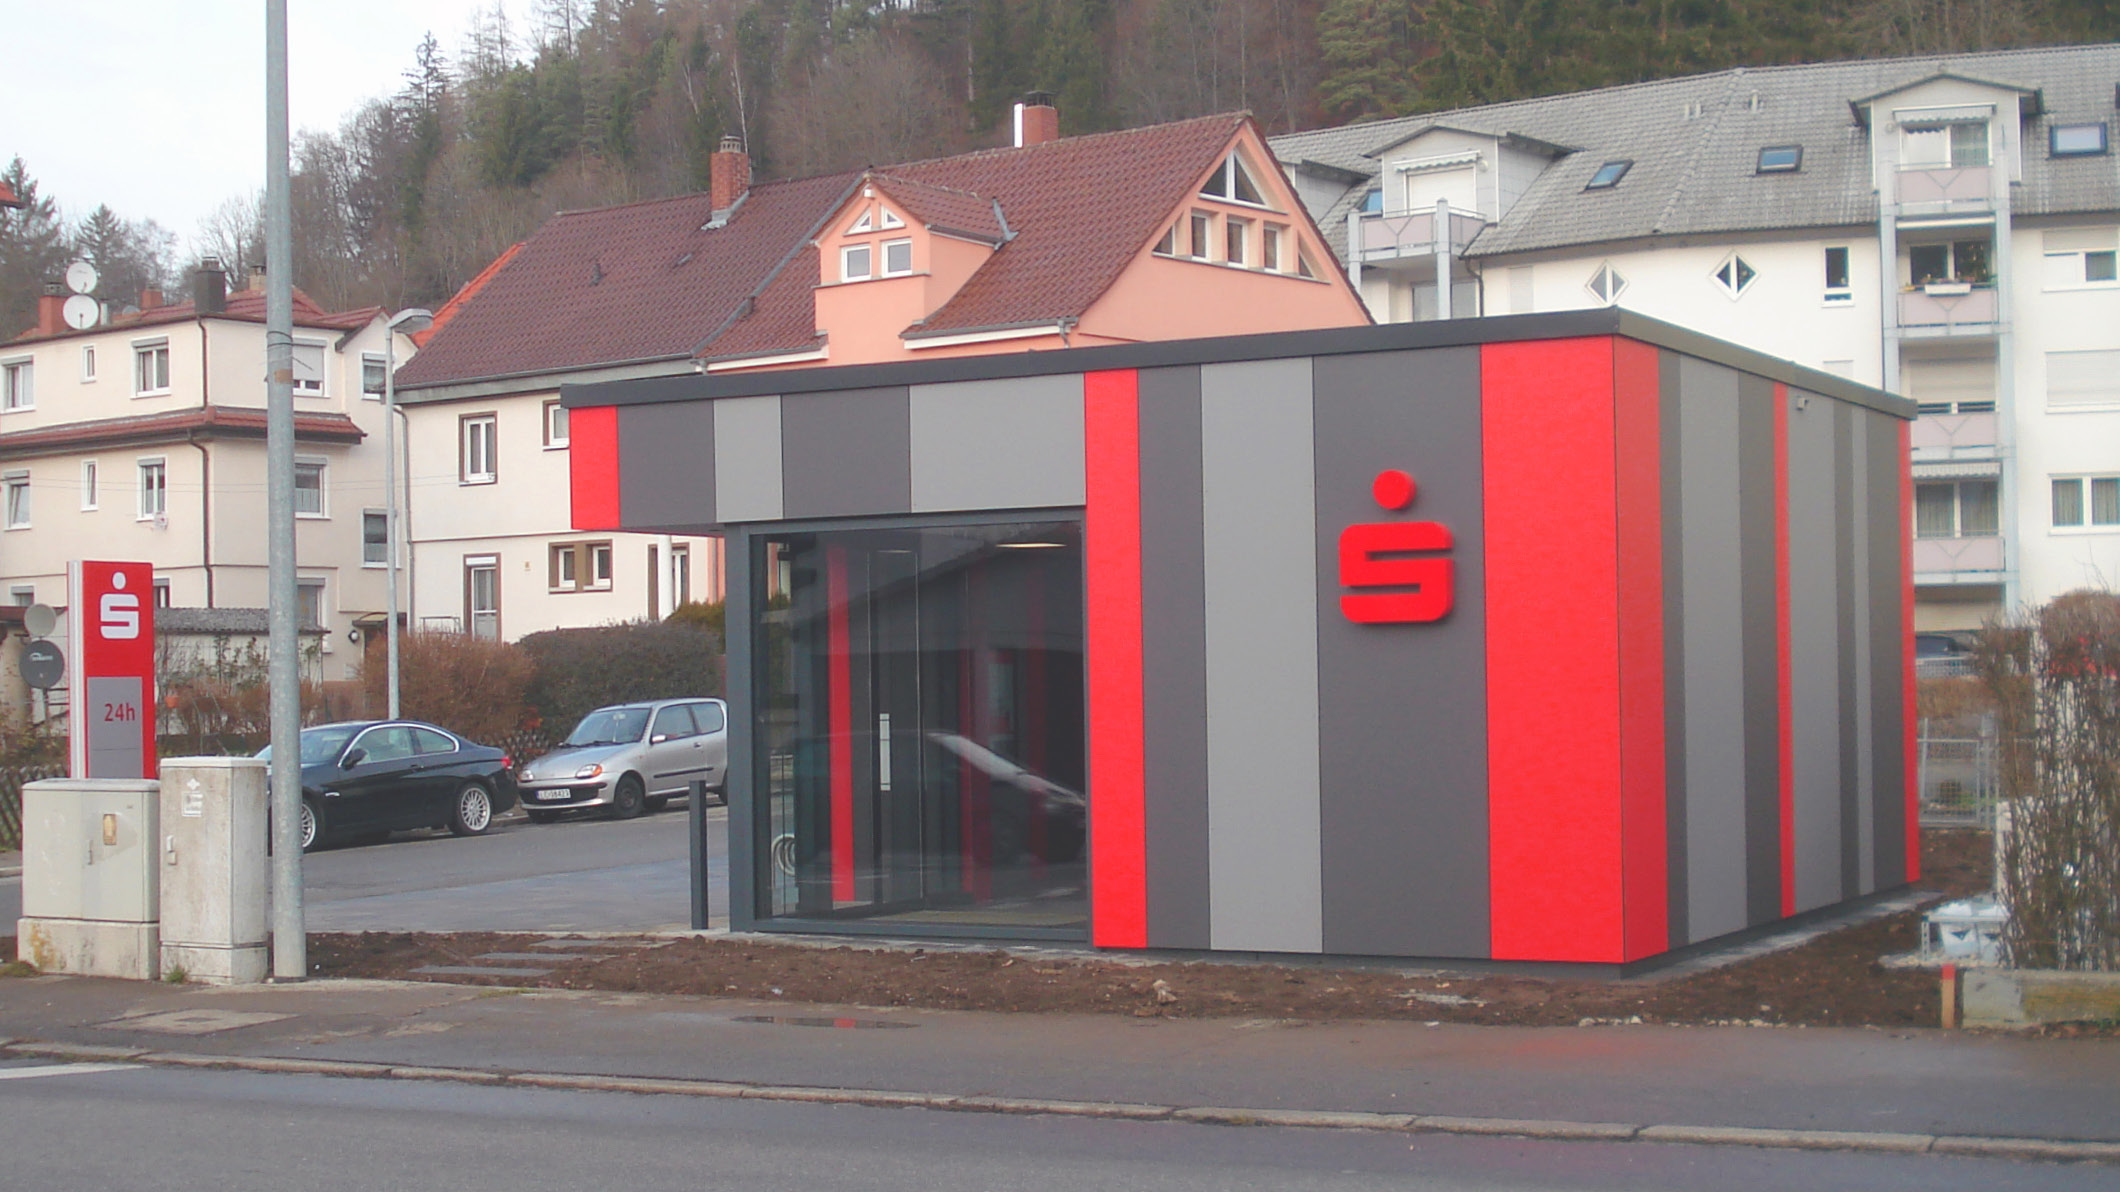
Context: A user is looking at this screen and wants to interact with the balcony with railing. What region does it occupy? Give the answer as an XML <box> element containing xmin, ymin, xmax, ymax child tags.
<box><xmin>1898</xmin><ymin>283</ymin><xmax>1998</xmax><ymax>337</ymax></box>
<box><xmin>1914</xmin><ymin>534</ymin><xmax>2005</xmax><ymax>581</ymax></box>
<box><xmin>1895</xmin><ymin>165</ymin><xmax>1995</xmax><ymax>215</ymax></box>
<box><xmin>1353</xmin><ymin>206</ymin><xmax>1491</xmax><ymax>266</ymax></box>
<box><xmin>1910</xmin><ymin>410</ymin><xmax>1997</xmax><ymax>459</ymax></box>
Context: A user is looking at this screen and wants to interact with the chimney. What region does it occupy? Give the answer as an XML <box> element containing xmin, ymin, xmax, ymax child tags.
<box><xmin>194</xmin><ymin>257</ymin><xmax>227</xmax><ymax>315</ymax></box>
<box><xmin>247</xmin><ymin>262</ymin><xmax>268</xmax><ymax>292</ymax></box>
<box><xmin>710</xmin><ymin>136</ymin><xmax>751</xmax><ymax>215</ymax></box>
<box><xmin>140</xmin><ymin>288</ymin><xmax>164</xmax><ymax>312</ymax></box>
<box><xmin>1014</xmin><ymin>92</ymin><xmax>1059</xmax><ymax>147</ymax></box>
<box><xmin>36</xmin><ymin>282</ymin><xmax>66</xmax><ymax>335</ymax></box>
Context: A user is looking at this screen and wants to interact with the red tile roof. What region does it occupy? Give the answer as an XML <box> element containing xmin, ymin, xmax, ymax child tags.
<box><xmin>5</xmin><ymin>287</ymin><xmax>378</xmax><ymax>346</ymax></box>
<box><xmin>0</xmin><ymin>180</ymin><xmax>23</xmax><ymax>210</ymax></box>
<box><xmin>415</xmin><ymin>241</ymin><xmax>524</xmax><ymax>348</ymax></box>
<box><xmin>0</xmin><ymin>406</ymin><xmax>364</xmax><ymax>461</ymax></box>
<box><xmin>396</xmin><ymin>113</ymin><xmax>1259</xmax><ymax>383</ymax></box>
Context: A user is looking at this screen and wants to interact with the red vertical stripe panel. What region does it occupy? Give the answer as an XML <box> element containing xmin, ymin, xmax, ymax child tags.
<box><xmin>827</xmin><ymin>545</ymin><xmax>855</xmax><ymax>902</ymax></box>
<box><xmin>568</xmin><ymin>404</ymin><xmax>621</xmax><ymax>530</ymax></box>
<box><xmin>1484</xmin><ymin>338</ymin><xmax>1627</xmax><ymax>963</ymax></box>
<box><xmin>1084</xmin><ymin>369</ymin><xmax>1147</xmax><ymax>948</ymax></box>
<box><xmin>1776</xmin><ymin>384</ymin><xmax>1796</xmax><ymax>916</ymax></box>
<box><xmin>1613</xmin><ymin>338</ymin><xmax>1668</xmax><ymax>961</ymax></box>
<box><xmin>1901</xmin><ymin>422</ymin><xmax>1920</xmax><ymax>881</ymax></box>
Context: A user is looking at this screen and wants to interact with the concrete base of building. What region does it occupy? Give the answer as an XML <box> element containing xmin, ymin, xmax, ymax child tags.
<box><xmin>14</xmin><ymin>917</ymin><xmax>160</xmax><ymax>981</ymax></box>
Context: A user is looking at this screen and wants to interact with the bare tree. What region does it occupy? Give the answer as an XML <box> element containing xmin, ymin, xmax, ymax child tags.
<box><xmin>765</xmin><ymin>31</ymin><xmax>971</xmax><ymax>176</ymax></box>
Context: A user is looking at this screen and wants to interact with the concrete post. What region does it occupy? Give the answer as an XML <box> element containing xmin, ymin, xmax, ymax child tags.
<box><xmin>15</xmin><ymin>778</ymin><xmax>161</xmax><ymax>979</ymax></box>
<box><xmin>158</xmin><ymin>757</ymin><xmax>270</xmax><ymax>984</ymax></box>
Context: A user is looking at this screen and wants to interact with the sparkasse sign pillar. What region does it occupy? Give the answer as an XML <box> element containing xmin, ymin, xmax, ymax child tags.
<box><xmin>66</xmin><ymin>560</ymin><xmax>157</xmax><ymax>780</ymax></box>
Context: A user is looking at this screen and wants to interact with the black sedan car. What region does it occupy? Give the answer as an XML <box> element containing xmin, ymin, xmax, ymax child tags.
<box><xmin>257</xmin><ymin>721</ymin><xmax>520</xmax><ymax>850</ymax></box>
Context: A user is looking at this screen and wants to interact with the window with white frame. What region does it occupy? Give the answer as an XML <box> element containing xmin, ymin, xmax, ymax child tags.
<box><xmin>3</xmin><ymin>472</ymin><xmax>28</xmax><ymax>529</ymax></box>
<box><xmin>1902</xmin><ymin>119</ymin><xmax>1990</xmax><ymax>169</ymax></box>
<box><xmin>1824</xmin><ymin>246</ymin><xmax>1852</xmax><ymax>301</ymax></box>
<box><xmin>291</xmin><ymin>340</ymin><xmax>326</xmax><ymax>396</ymax></box>
<box><xmin>297</xmin><ymin>579</ymin><xmax>326</xmax><ymax>629</ymax></box>
<box><xmin>460</xmin><ymin>414</ymin><xmax>497</xmax><ymax>483</ymax></box>
<box><xmin>1915</xmin><ymin>479</ymin><xmax>1999</xmax><ymax>538</ymax></box>
<box><xmin>591</xmin><ymin>542</ymin><xmax>613</xmax><ymax>587</ymax></box>
<box><xmin>361</xmin><ymin>353</ymin><xmax>386</xmax><ymax>398</ymax></box>
<box><xmin>543</xmin><ymin>399</ymin><xmax>569</xmax><ymax>448</ymax></box>
<box><xmin>1711</xmin><ymin>253</ymin><xmax>1758</xmax><ymax>298</ymax></box>
<box><xmin>465</xmin><ymin>556</ymin><xmax>500</xmax><ymax>640</ymax></box>
<box><xmin>81</xmin><ymin>459</ymin><xmax>99</xmax><ymax>510</ymax></box>
<box><xmin>1908</xmin><ymin>238</ymin><xmax>1992</xmax><ymax>287</ymax></box>
<box><xmin>10</xmin><ymin>586</ymin><xmax>32</xmax><ymax>606</ymax></box>
<box><xmin>1225</xmin><ymin>217</ymin><xmax>1250</xmax><ymax>267</ymax></box>
<box><xmin>2047</xmin><ymin>349</ymin><xmax>2120</xmax><ymax>410</ymax></box>
<box><xmin>847</xmin><ymin>209</ymin><xmax>874</xmax><ymax>234</ymax></box>
<box><xmin>80</xmin><ymin>345</ymin><xmax>96</xmax><ymax>382</ymax></box>
<box><xmin>878</xmin><ymin>208</ymin><xmax>904</xmax><ymax>230</ymax></box>
<box><xmin>881</xmin><ymin>238</ymin><xmax>913</xmax><ymax>277</ymax></box>
<box><xmin>548</xmin><ymin>540</ymin><xmax>614</xmax><ymax>591</ymax></box>
<box><xmin>1587</xmin><ymin>263</ymin><xmax>1627</xmax><ymax>305</ymax></box>
<box><xmin>2</xmin><ymin>358</ymin><xmax>31</xmax><ymax>411</ymax></box>
<box><xmin>1262</xmin><ymin>225</ymin><xmax>1283</xmax><ymax>272</ymax></box>
<box><xmin>2040</xmin><ymin>228</ymin><xmax>2119</xmax><ymax>289</ymax></box>
<box><xmin>2052</xmin><ymin>476</ymin><xmax>2120</xmax><ymax>529</ymax></box>
<box><xmin>1188</xmin><ymin>211</ymin><xmax>1212</xmax><ymax>260</ymax></box>
<box><xmin>363</xmin><ymin>510</ymin><xmax>388</xmax><ymax>565</ymax></box>
<box><xmin>134</xmin><ymin>339</ymin><xmax>170</xmax><ymax>396</ymax></box>
<box><xmin>137</xmin><ymin>458</ymin><xmax>167</xmax><ymax>518</ymax></box>
<box><xmin>294</xmin><ymin>458</ymin><xmax>326</xmax><ymax>516</ymax></box>
<box><xmin>671</xmin><ymin>543</ymin><xmax>691</xmax><ymax>606</ymax></box>
<box><xmin>153</xmin><ymin>578</ymin><xmax>171</xmax><ymax>607</ymax></box>
<box><xmin>841</xmin><ymin>243</ymin><xmax>873</xmax><ymax>282</ymax></box>
<box><xmin>1200</xmin><ymin>153</ymin><xmax>1267</xmax><ymax>206</ymax></box>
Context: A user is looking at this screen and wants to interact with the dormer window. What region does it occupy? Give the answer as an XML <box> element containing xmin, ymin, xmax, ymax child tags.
<box><xmin>848</xmin><ymin>210</ymin><xmax>874</xmax><ymax>234</ymax></box>
<box><xmin>1585</xmin><ymin>161</ymin><xmax>1631</xmax><ymax>190</ymax></box>
<box><xmin>2051</xmin><ymin>123</ymin><xmax>2109</xmax><ymax>157</ymax></box>
<box><xmin>842</xmin><ymin>244</ymin><xmax>873</xmax><ymax>282</ymax></box>
<box><xmin>1756</xmin><ymin>145</ymin><xmax>1802</xmax><ymax>173</ymax></box>
<box><xmin>879</xmin><ymin>208</ymin><xmax>905</xmax><ymax>229</ymax></box>
<box><xmin>1201</xmin><ymin>153</ymin><xmax>1266</xmax><ymax>206</ymax></box>
<box><xmin>881</xmin><ymin>238</ymin><xmax>913</xmax><ymax>277</ymax></box>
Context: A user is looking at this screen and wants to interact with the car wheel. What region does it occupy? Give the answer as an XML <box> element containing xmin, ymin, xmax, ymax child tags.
<box><xmin>448</xmin><ymin>782</ymin><xmax>495</xmax><ymax>836</ymax></box>
<box><xmin>645</xmin><ymin>794</ymin><xmax>669</xmax><ymax>814</ymax></box>
<box><xmin>526</xmin><ymin>809</ymin><xmax>562</xmax><ymax>825</ymax></box>
<box><xmin>299</xmin><ymin>799</ymin><xmax>322</xmax><ymax>852</ymax></box>
<box><xmin>611</xmin><ymin>774</ymin><xmax>646</xmax><ymax>820</ymax></box>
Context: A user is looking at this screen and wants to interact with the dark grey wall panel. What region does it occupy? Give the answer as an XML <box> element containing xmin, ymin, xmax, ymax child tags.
<box><xmin>1661</xmin><ymin>350</ymin><xmax>1690</xmax><ymax>949</ymax></box>
<box><xmin>1868</xmin><ymin>411</ymin><xmax>1908</xmax><ymax>888</ymax></box>
<box><xmin>1836</xmin><ymin>403</ymin><xmax>1864</xmax><ymax>897</ymax></box>
<box><xmin>1676</xmin><ymin>355</ymin><xmax>1748</xmax><ymax>944</ymax></box>
<box><xmin>619</xmin><ymin>400</ymin><xmax>718</xmax><ymax>531</ymax></box>
<box><xmin>1311</xmin><ymin>347</ymin><xmax>1490</xmax><ymax>959</ymax></box>
<box><xmin>1787</xmin><ymin>389</ymin><xmax>1843</xmax><ymax>911</ymax></box>
<box><xmin>780</xmin><ymin>387</ymin><xmax>911</xmax><ymax>520</ymax></box>
<box><xmin>1848</xmin><ymin>410</ymin><xmax>1876</xmax><ymax>892</ymax></box>
<box><xmin>1737</xmin><ymin>372</ymin><xmax>1781</xmax><ymax>927</ymax></box>
<box><xmin>1137</xmin><ymin>366</ymin><xmax>1211</xmax><ymax>951</ymax></box>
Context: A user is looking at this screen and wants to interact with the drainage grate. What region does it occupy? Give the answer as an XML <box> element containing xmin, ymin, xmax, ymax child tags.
<box><xmin>730</xmin><ymin>1015</ymin><xmax>915</xmax><ymax>1030</ymax></box>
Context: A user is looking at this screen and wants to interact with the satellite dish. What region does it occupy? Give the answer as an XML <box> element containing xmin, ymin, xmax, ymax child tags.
<box><xmin>62</xmin><ymin>294</ymin><xmax>99</xmax><ymax>330</ymax></box>
<box><xmin>23</xmin><ymin>602</ymin><xmax>57</xmax><ymax>638</ymax></box>
<box><xmin>65</xmin><ymin>260</ymin><xmax>99</xmax><ymax>294</ymax></box>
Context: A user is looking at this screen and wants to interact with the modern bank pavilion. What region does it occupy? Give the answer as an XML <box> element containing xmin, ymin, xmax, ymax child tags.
<box><xmin>564</xmin><ymin>312</ymin><xmax>1918</xmax><ymax>968</ymax></box>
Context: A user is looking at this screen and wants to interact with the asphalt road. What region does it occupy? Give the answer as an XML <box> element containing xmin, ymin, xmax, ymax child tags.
<box><xmin>0</xmin><ymin>1060</ymin><xmax>2102</xmax><ymax>1192</ymax></box>
<box><xmin>2</xmin><ymin>803</ymin><xmax>728</xmax><ymax>934</ymax></box>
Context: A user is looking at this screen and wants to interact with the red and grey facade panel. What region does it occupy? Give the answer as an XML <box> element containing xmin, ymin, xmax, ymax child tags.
<box><xmin>568</xmin><ymin>312</ymin><xmax>1916</xmax><ymax>967</ymax></box>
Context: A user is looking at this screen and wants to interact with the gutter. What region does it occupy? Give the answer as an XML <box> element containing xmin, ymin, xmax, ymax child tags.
<box><xmin>194</xmin><ymin>316</ymin><xmax>214</xmax><ymax>606</ymax></box>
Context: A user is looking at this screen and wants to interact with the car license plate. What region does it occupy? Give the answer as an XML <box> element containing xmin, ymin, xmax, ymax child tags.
<box><xmin>535</xmin><ymin>790</ymin><xmax>572</xmax><ymax>801</ymax></box>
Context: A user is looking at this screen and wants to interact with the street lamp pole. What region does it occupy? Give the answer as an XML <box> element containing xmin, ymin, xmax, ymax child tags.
<box><xmin>382</xmin><ymin>308</ymin><xmax>433</xmax><ymax>720</ymax></box>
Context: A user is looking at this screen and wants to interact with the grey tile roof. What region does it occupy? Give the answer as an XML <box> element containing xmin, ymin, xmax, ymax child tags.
<box><xmin>1271</xmin><ymin>44</ymin><xmax>2120</xmax><ymax>261</ymax></box>
<box><xmin>158</xmin><ymin>608</ymin><xmax>326</xmax><ymax>635</ymax></box>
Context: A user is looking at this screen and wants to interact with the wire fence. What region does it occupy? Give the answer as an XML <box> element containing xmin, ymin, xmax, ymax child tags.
<box><xmin>1919</xmin><ymin>723</ymin><xmax>2002</xmax><ymax>828</ymax></box>
<box><xmin>0</xmin><ymin>763</ymin><xmax>68</xmax><ymax>852</ymax></box>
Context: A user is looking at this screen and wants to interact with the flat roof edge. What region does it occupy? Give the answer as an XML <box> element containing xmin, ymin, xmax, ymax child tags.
<box><xmin>565</xmin><ymin>310</ymin><xmax>1912</xmax><ymax>421</ymax></box>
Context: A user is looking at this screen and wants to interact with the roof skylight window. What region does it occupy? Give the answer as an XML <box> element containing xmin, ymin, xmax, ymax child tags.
<box><xmin>1756</xmin><ymin>145</ymin><xmax>1803</xmax><ymax>173</ymax></box>
<box><xmin>1585</xmin><ymin>160</ymin><xmax>1632</xmax><ymax>190</ymax></box>
<box><xmin>2051</xmin><ymin>123</ymin><xmax>2109</xmax><ymax>157</ymax></box>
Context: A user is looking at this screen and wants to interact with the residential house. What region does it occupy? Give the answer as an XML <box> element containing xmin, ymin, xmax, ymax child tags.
<box><xmin>392</xmin><ymin>97</ymin><xmax>1369</xmax><ymax>642</ymax></box>
<box><xmin>1272</xmin><ymin>45</ymin><xmax>2120</xmax><ymax>629</ymax></box>
<box><xmin>0</xmin><ymin>262</ymin><xmax>413</xmax><ymax>682</ymax></box>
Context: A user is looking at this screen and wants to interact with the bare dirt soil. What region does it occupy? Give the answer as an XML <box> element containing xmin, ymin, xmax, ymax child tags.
<box><xmin>3</xmin><ymin>830</ymin><xmax>2006</xmax><ymax>1029</ymax></box>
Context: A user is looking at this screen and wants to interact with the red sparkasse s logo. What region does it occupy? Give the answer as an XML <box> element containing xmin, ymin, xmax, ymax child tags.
<box><xmin>1339</xmin><ymin>469</ymin><xmax>1454</xmax><ymax>624</ymax></box>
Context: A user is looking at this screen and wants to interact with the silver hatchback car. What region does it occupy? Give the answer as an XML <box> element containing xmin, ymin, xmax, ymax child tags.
<box><xmin>515</xmin><ymin>698</ymin><xmax>728</xmax><ymax>822</ymax></box>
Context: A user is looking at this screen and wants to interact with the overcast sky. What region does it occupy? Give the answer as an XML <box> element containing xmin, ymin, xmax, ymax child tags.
<box><xmin>10</xmin><ymin>2</ymin><xmax>509</xmax><ymax>247</ymax></box>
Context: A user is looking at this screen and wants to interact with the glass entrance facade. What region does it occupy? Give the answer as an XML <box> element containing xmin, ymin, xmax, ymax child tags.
<box><xmin>752</xmin><ymin>519</ymin><xmax>1086</xmax><ymax>936</ymax></box>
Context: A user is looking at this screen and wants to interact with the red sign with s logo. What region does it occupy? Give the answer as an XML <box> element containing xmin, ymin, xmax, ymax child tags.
<box><xmin>1339</xmin><ymin>470</ymin><xmax>1454</xmax><ymax>624</ymax></box>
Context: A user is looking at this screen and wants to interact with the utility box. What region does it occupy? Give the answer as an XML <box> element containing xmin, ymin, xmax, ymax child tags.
<box><xmin>15</xmin><ymin>778</ymin><xmax>161</xmax><ymax>979</ymax></box>
<box><xmin>158</xmin><ymin>757</ymin><xmax>269</xmax><ymax>984</ymax></box>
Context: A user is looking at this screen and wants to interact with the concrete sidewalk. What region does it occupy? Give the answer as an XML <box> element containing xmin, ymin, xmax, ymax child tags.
<box><xmin>0</xmin><ymin>967</ymin><xmax>2115</xmax><ymax>1164</ymax></box>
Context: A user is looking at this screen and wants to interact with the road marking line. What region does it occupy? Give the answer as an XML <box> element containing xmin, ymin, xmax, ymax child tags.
<box><xmin>0</xmin><ymin>1063</ymin><xmax>142</xmax><ymax>1081</ymax></box>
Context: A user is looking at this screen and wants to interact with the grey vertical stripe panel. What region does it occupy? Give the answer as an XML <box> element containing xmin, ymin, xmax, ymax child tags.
<box><xmin>1311</xmin><ymin>347</ymin><xmax>1489</xmax><ymax>959</ymax></box>
<box><xmin>618</xmin><ymin>400</ymin><xmax>717</xmax><ymax>529</ymax></box>
<box><xmin>909</xmin><ymin>375</ymin><xmax>1086</xmax><ymax>513</ymax></box>
<box><xmin>1836</xmin><ymin>403</ymin><xmax>1864</xmax><ymax>897</ymax></box>
<box><xmin>1737</xmin><ymin>372</ymin><xmax>1781</xmax><ymax>927</ymax></box>
<box><xmin>1850</xmin><ymin>413</ymin><xmax>1876</xmax><ymax>892</ymax></box>
<box><xmin>1677</xmin><ymin>356</ymin><xmax>1749</xmax><ymax>944</ymax></box>
<box><xmin>1661</xmin><ymin>350</ymin><xmax>1690</xmax><ymax>949</ymax></box>
<box><xmin>1787</xmin><ymin>390</ymin><xmax>1843</xmax><ymax>912</ymax></box>
<box><xmin>1138</xmin><ymin>365</ymin><xmax>1211</xmax><ymax>950</ymax></box>
<box><xmin>780</xmin><ymin>388</ymin><xmax>910</xmax><ymax>520</ymax></box>
<box><xmin>1868</xmin><ymin>413</ymin><xmax>1909</xmax><ymax>887</ymax></box>
<box><xmin>1201</xmin><ymin>357</ymin><xmax>1323</xmax><ymax>954</ymax></box>
<box><xmin>714</xmin><ymin>396</ymin><xmax>784</xmax><ymax>523</ymax></box>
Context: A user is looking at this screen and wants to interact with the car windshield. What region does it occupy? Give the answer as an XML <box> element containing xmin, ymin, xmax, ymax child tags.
<box><xmin>564</xmin><ymin>707</ymin><xmax>649</xmax><ymax>747</ymax></box>
<box><xmin>255</xmin><ymin>724</ymin><xmax>363</xmax><ymax>766</ymax></box>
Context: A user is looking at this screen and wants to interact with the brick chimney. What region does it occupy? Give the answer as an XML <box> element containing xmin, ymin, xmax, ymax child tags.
<box><xmin>710</xmin><ymin>136</ymin><xmax>751</xmax><ymax>215</ymax></box>
<box><xmin>36</xmin><ymin>282</ymin><xmax>66</xmax><ymax>335</ymax></box>
<box><xmin>1014</xmin><ymin>92</ymin><xmax>1059</xmax><ymax>147</ymax></box>
<box><xmin>140</xmin><ymin>288</ymin><xmax>164</xmax><ymax>312</ymax></box>
<box><xmin>247</xmin><ymin>262</ymin><xmax>268</xmax><ymax>292</ymax></box>
<box><xmin>193</xmin><ymin>258</ymin><xmax>227</xmax><ymax>315</ymax></box>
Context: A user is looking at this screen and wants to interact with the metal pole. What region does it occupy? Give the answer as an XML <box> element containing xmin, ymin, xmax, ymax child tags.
<box><xmin>384</xmin><ymin>331</ymin><xmax>401</xmax><ymax>719</ymax></box>
<box><xmin>265</xmin><ymin>0</ymin><xmax>306</xmax><ymax>981</ymax></box>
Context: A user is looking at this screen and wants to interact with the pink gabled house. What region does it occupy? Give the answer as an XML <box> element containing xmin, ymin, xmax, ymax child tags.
<box><xmin>391</xmin><ymin>98</ymin><xmax>1369</xmax><ymax>640</ymax></box>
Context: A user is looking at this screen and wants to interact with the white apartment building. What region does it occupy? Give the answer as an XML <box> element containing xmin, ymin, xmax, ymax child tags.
<box><xmin>0</xmin><ymin>263</ymin><xmax>414</xmax><ymax>680</ymax></box>
<box><xmin>1274</xmin><ymin>45</ymin><xmax>2120</xmax><ymax>629</ymax></box>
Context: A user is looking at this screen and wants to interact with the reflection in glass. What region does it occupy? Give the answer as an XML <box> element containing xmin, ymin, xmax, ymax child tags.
<box><xmin>755</xmin><ymin>521</ymin><xmax>1086</xmax><ymax>935</ymax></box>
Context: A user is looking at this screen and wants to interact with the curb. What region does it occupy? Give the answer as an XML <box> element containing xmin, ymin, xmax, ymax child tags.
<box><xmin>6</xmin><ymin>1038</ymin><xmax>2117</xmax><ymax>1164</ymax></box>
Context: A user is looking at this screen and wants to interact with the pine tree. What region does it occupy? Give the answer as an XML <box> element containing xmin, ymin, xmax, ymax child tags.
<box><xmin>1315</xmin><ymin>0</ymin><xmax>1419</xmax><ymax>120</ymax></box>
<box><xmin>0</xmin><ymin>159</ymin><xmax>70</xmax><ymax>339</ymax></box>
<box><xmin>1035</xmin><ymin>0</ymin><xmax>1114</xmax><ymax>133</ymax></box>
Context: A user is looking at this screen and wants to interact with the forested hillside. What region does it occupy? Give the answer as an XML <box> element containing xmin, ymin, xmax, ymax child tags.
<box><xmin>6</xmin><ymin>0</ymin><xmax>2117</xmax><ymax>335</ymax></box>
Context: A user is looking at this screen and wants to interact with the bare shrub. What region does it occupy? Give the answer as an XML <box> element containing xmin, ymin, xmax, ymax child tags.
<box><xmin>1974</xmin><ymin>589</ymin><xmax>2120</xmax><ymax>970</ymax></box>
<box><xmin>360</xmin><ymin>631</ymin><xmax>535</xmax><ymax>744</ymax></box>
